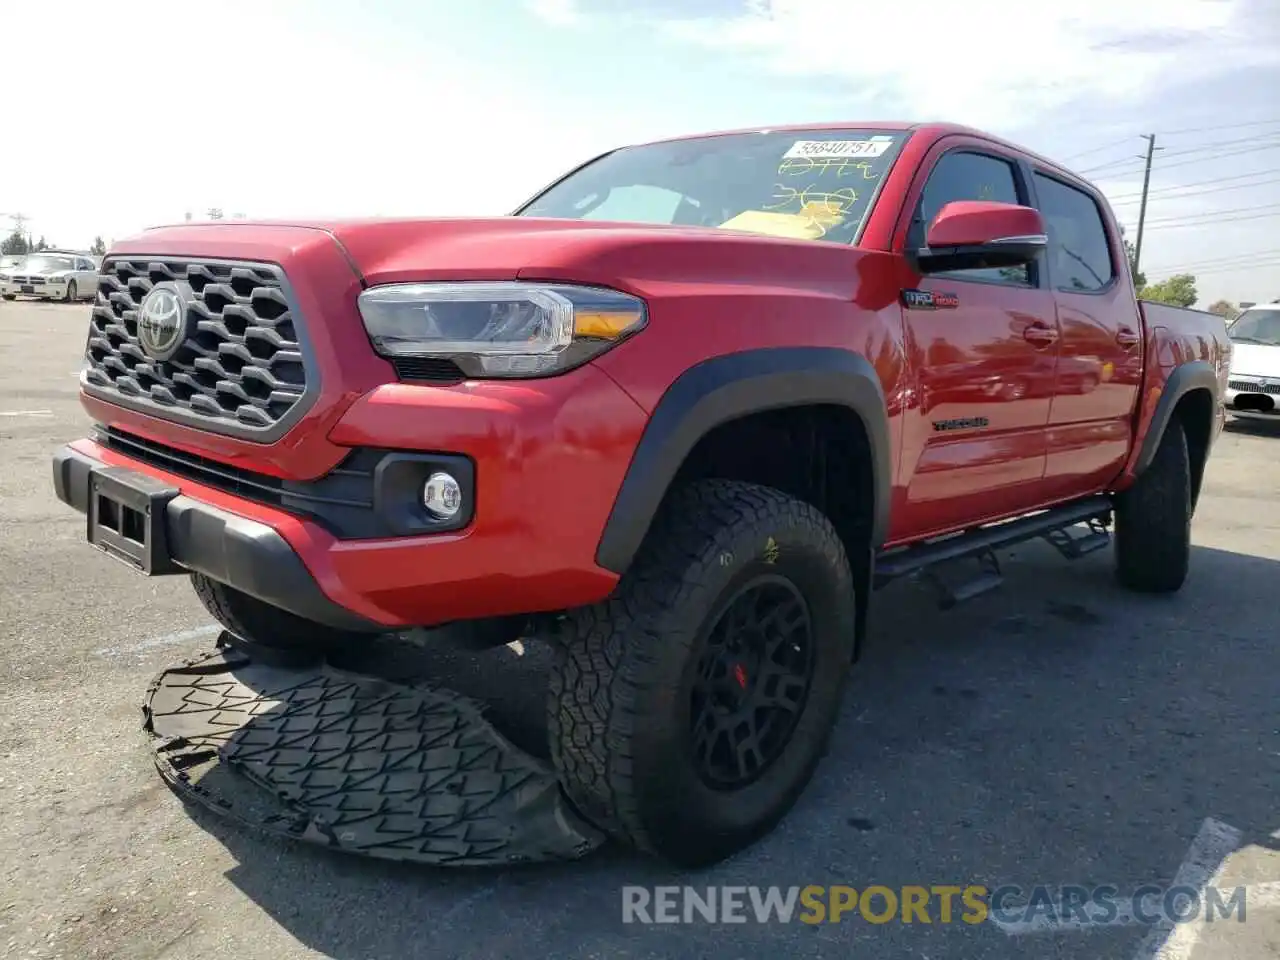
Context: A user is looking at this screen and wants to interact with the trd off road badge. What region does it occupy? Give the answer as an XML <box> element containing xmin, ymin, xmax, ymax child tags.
<box><xmin>902</xmin><ymin>290</ymin><xmax>959</xmax><ymax>310</ymax></box>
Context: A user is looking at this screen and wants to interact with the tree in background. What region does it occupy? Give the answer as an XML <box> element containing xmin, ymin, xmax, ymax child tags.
<box><xmin>90</xmin><ymin>236</ymin><xmax>106</xmax><ymax>256</ymax></box>
<box><xmin>33</xmin><ymin>237</ymin><xmax>50</xmax><ymax>252</ymax></box>
<box><xmin>1140</xmin><ymin>273</ymin><xmax>1198</xmax><ymax>308</ymax></box>
<box><xmin>206</xmin><ymin>208</ymin><xmax>224</xmax><ymax>220</ymax></box>
<box><xmin>1124</xmin><ymin>238</ymin><xmax>1147</xmax><ymax>290</ymax></box>
<box><xmin>1207</xmin><ymin>300</ymin><xmax>1239</xmax><ymax>322</ymax></box>
<box><xmin>1</xmin><ymin>230</ymin><xmax>29</xmax><ymax>255</ymax></box>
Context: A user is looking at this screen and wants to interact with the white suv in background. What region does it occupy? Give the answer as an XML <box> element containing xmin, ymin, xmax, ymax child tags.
<box><xmin>1</xmin><ymin>252</ymin><xmax>99</xmax><ymax>302</ymax></box>
<box><xmin>1225</xmin><ymin>301</ymin><xmax>1280</xmax><ymax>422</ymax></box>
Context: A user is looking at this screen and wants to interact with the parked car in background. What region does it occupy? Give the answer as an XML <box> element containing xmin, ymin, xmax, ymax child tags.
<box><xmin>0</xmin><ymin>255</ymin><xmax>24</xmax><ymax>297</ymax></box>
<box><xmin>1225</xmin><ymin>300</ymin><xmax>1280</xmax><ymax>421</ymax></box>
<box><xmin>1</xmin><ymin>251</ymin><xmax>98</xmax><ymax>302</ymax></box>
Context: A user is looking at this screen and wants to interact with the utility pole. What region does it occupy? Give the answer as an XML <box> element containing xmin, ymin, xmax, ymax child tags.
<box><xmin>1132</xmin><ymin>134</ymin><xmax>1159</xmax><ymax>278</ymax></box>
<box><xmin>0</xmin><ymin>212</ymin><xmax>31</xmax><ymax>250</ymax></box>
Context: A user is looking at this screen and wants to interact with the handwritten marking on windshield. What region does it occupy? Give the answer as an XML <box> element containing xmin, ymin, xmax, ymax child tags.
<box><xmin>763</xmin><ymin>185</ymin><xmax>859</xmax><ymax>215</ymax></box>
<box><xmin>777</xmin><ymin>157</ymin><xmax>881</xmax><ymax>179</ymax></box>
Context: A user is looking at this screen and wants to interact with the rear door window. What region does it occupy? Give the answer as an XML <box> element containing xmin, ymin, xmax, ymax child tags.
<box><xmin>1033</xmin><ymin>173</ymin><xmax>1115</xmax><ymax>292</ymax></box>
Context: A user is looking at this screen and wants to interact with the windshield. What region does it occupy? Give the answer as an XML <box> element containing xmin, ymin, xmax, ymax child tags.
<box><xmin>517</xmin><ymin>129</ymin><xmax>909</xmax><ymax>245</ymax></box>
<box><xmin>1228</xmin><ymin>307</ymin><xmax>1280</xmax><ymax>346</ymax></box>
<box><xmin>22</xmin><ymin>255</ymin><xmax>74</xmax><ymax>273</ymax></box>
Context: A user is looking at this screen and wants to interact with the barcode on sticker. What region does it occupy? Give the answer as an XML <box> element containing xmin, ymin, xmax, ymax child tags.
<box><xmin>783</xmin><ymin>138</ymin><xmax>894</xmax><ymax>160</ymax></box>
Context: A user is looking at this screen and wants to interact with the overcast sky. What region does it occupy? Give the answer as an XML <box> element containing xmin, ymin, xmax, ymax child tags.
<box><xmin>3</xmin><ymin>0</ymin><xmax>1277</xmax><ymax>305</ymax></box>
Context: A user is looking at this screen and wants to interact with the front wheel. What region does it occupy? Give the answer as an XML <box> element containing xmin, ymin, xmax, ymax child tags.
<box><xmin>547</xmin><ymin>480</ymin><xmax>857</xmax><ymax>867</ymax></box>
<box><xmin>64</xmin><ymin>280</ymin><xmax>77</xmax><ymax>303</ymax></box>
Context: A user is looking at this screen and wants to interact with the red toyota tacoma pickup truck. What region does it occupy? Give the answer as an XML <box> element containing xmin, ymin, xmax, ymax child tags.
<box><xmin>52</xmin><ymin>121</ymin><xmax>1229</xmax><ymax>866</ymax></box>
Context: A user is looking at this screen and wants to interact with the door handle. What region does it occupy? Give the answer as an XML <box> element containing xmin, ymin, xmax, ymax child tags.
<box><xmin>1023</xmin><ymin>323</ymin><xmax>1059</xmax><ymax>347</ymax></box>
<box><xmin>1116</xmin><ymin>327</ymin><xmax>1141</xmax><ymax>348</ymax></box>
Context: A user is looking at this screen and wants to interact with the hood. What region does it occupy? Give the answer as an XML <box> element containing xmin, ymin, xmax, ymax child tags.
<box><xmin>318</xmin><ymin>216</ymin><xmax>869</xmax><ymax>297</ymax></box>
<box><xmin>1228</xmin><ymin>342</ymin><xmax>1280</xmax><ymax>378</ymax></box>
<box><xmin>115</xmin><ymin>215</ymin><xmax>888</xmax><ymax>304</ymax></box>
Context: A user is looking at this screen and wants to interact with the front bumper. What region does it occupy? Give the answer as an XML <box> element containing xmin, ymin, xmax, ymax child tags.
<box><xmin>54</xmin><ymin>362</ymin><xmax>647</xmax><ymax>629</ymax></box>
<box><xmin>1225</xmin><ymin>379</ymin><xmax>1280</xmax><ymax>419</ymax></box>
<box><xmin>53</xmin><ymin>444</ymin><xmax>384</xmax><ymax>632</ymax></box>
<box><xmin>2</xmin><ymin>279</ymin><xmax>65</xmax><ymax>299</ymax></box>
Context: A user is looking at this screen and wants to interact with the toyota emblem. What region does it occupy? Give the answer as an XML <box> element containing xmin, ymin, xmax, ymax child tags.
<box><xmin>136</xmin><ymin>282</ymin><xmax>191</xmax><ymax>361</ymax></box>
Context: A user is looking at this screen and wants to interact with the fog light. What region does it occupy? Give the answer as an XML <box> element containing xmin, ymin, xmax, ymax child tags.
<box><xmin>422</xmin><ymin>471</ymin><xmax>462</xmax><ymax>520</ymax></box>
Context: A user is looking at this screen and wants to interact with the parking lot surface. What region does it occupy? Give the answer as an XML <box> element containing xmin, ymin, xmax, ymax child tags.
<box><xmin>0</xmin><ymin>300</ymin><xmax>1276</xmax><ymax>959</ymax></box>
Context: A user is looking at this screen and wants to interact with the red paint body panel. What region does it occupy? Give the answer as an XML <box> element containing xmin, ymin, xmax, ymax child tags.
<box><xmin>64</xmin><ymin>121</ymin><xmax>1230</xmax><ymax>629</ymax></box>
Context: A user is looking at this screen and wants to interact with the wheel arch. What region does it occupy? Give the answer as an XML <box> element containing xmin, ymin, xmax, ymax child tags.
<box><xmin>1134</xmin><ymin>360</ymin><xmax>1218</xmax><ymax>509</ymax></box>
<box><xmin>594</xmin><ymin>347</ymin><xmax>892</xmax><ymax>576</ymax></box>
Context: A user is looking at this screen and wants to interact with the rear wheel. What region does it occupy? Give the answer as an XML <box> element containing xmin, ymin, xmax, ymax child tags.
<box><xmin>191</xmin><ymin>573</ymin><xmax>368</xmax><ymax>654</ymax></box>
<box><xmin>1114</xmin><ymin>419</ymin><xmax>1192</xmax><ymax>593</ymax></box>
<box><xmin>547</xmin><ymin>480</ymin><xmax>857</xmax><ymax>866</ymax></box>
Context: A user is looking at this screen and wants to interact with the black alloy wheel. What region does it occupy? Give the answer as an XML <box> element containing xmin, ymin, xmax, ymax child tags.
<box><xmin>690</xmin><ymin>574</ymin><xmax>815</xmax><ymax>790</ymax></box>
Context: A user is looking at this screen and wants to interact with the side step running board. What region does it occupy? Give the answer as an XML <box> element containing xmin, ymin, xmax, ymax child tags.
<box><xmin>873</xmin><ymin>496</ymin><xmax>1113</xmax><ymax>605</ymax></box>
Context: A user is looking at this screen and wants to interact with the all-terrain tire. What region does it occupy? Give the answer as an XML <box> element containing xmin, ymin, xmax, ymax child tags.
<box><xmin>191</xmin><ymin>573</ymin><xmax>366</xmax><ymax>651</ymax></box>
<box><xmin>1113</xmin><ymin>419</ymin><xmax>1192</xmax><ymax>593</ymax></box>
<box><xmin>547</xmin><ymin>479</ymin><xmax>857</xmax><ymax>867</ymax></box>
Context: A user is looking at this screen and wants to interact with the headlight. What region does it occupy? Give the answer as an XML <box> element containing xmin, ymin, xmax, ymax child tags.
<box><xmin>356</xmin><ymin>281</ymin><xmax>647</xmax><ymax>378</ymax></box>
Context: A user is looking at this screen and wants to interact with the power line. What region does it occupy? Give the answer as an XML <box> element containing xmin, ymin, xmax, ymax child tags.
<box><xmin>1167</xmin><ymin>258</ymin><xmax>1280</xmax><ymax>276</ymax></box>
<box><xmin>1148</xmin><ymin>247</ymin><xmax>1280</xmax><ymax>270</ymax></box>
<box><xmin>1135</xmin><ymin>141</ymin><xmax>1280</xmax><ymax>176</ymax></box>
<box><xmin>1138</xmin><ymin>201</ymin><xmax>1280</xmax><ymax>226</ymax></box>
<box><xmin>1148</xmin><ymin>254</ymin><xmax>1280</xmax><ymax>274</ymax></box>
<box><xmin>1155</xmin><ymin>117</ymin><xmax>1280</xmax><ymax>136</ymax></box>
<box><xmin>1059</xmin><ymin>137</ymin><xmax>1139</xmax><ymax>164</ymax></box>
<box><xmin>1107</xmin><ymin>169</ymin><xmax>1280</xmax><ymax>203</ymax></box>
<box><xmin>1137</xmin><ymin>209</ymin><xmax>1280</xmax><ymax>230</ymax></box>
<box><xmin>1077</xmin><ymin>134</ymin><xmax>1280</xmax><ymax>176</ymax></box>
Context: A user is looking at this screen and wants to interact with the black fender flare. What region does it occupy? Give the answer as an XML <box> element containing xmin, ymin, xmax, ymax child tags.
<box><xmin>595</xmin><ymin>346</ymin><xmax>892</xmax><ymax>575</ymax></box>
<box><xmin>1133</xmin><ymin>360</ymin><xmax>1219</xmax><ymax>478</ymax></box>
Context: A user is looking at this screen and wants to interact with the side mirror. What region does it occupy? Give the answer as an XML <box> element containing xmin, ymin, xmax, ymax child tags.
<box><xmin>915</xmin><ymin>201</ymin><xmax>1047</xmax><ymax>274</ymax></box>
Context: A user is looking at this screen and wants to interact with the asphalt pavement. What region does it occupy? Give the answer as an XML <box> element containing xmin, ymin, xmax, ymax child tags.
<box><xmin>0</xmin><ymin>300</ymin><xmax>1276</xmax><ymax>960</ymax></box>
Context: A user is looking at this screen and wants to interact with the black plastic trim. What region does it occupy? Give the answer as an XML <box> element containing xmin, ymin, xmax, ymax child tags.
<box><xmin>92</xmin><ymin>427</ymin><xmax>474</xmax><ymax>540</ymax></box>
<box><xmin>80</xmin><ymin>256</ymin><xmax>322</xmax><ymax>444</ymax></box>
<box><xmin>595</xmin><ymin>347</ymin><xmax>892</xmax><ymax>575</ymax></box>
<box><xmin>53</xmin><ymin>446</ymin><xmax>383</xmax><ymax>633</ymax></box>
<box><xmin>372</xmin><ymin>453</ymin><xmax>475</xmax><ymax>535</ymax></box>
<box><xmin>1134</xmin><ymin>360</ymin><xmax>1220</xmax><ymax>477</ymax></box>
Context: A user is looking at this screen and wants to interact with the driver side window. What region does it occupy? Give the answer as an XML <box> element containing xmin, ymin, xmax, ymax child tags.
<box><xmin>907</xmin><ymin>151</ymin><xmax>1032</xmax><ymax>286</ymax></box>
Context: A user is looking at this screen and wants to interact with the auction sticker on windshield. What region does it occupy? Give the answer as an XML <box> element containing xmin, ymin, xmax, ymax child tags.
<box><xmin>783</xmin><ymin>137</ymin><xmax>896</xmax><ymax>160</ymax></box>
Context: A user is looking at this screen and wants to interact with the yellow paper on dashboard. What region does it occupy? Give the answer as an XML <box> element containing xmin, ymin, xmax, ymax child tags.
<box><xmin>720</xmin><ymin>204</ymin><xmax>845</xmax><ymax>240</ymax></box>
<box><xmin>719</xmin><ymin>210</ymin><xmax>829</xmax><ymax>240</ymax></box>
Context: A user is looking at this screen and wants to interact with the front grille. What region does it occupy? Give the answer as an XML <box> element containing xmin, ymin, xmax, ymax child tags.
<box><xmin>82</xmin><ymin>257</ymin><xmax>317</xmax><ymax>441</ymax></box>
<box><xmin>1228</xmin><ymin>379</ymin><xmax>1280</xmax><ymax>396</ymax></box>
